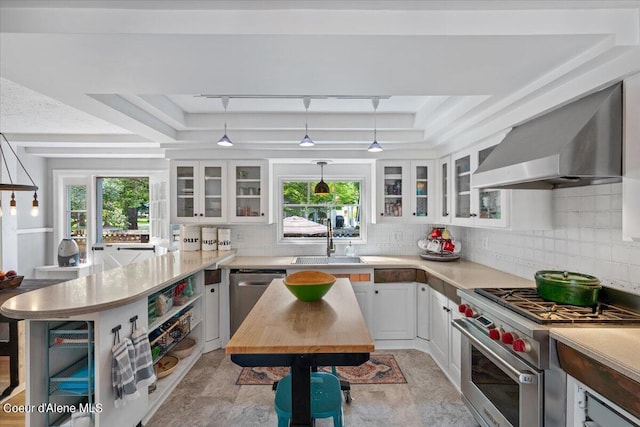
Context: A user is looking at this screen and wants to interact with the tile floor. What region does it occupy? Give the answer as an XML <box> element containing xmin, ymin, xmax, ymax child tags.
<box><xmin>148</xmin><ymin>349</ymin><xmax>479</xmax><ymax>427</ymax></box>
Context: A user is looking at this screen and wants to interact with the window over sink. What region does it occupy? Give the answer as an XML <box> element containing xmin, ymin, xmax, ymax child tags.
<box><xmin>280</xmin><ymin>179</ymin><xmax>363</xmax><ymax>242</ymax></box>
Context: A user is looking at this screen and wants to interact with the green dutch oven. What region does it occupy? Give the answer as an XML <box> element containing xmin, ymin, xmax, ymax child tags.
<box><xmin>534</xmin><ymin>270</ymin><xmax>601</xmax><ymax>306</ymax></box>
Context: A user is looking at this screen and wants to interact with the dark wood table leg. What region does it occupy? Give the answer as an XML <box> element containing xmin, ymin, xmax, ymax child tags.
<box><xmin>0</xmin><ymin>320</ymin><xmax>19</xmax><ymax>398</ymax></box>
<box><xmin>290</xmin><ymin>354</ymin><xmax>312</xmax><ymax>427</ymax></box>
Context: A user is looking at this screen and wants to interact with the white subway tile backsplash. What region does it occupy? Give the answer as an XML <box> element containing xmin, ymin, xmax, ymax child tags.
<box><xmin>595</xmin><ymin>195</ymin><xmax>611</xmax><ymax>211</ymax></box>
<box><xmin>459</xmin><ymin>185</ymin><xmax>638</xmax><ymax>294</ymax></box>
<box><xmin>567</xmin><ymin>197</ymin><xmax>581</xmax><ymax>211</ymax></box>
<box><xmin>580</xmin><ymin>196</ymin><xmax>597</xmax><ymax>211</ymax></box>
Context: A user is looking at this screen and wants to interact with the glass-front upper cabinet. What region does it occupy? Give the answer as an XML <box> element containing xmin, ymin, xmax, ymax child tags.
<box><xmin>170</xmin><ymin>160</ymin><xmax>227</xmax><ymax>223</ymax></box>
<box><xmin>451</xmin><ymin>141</ymin><xmax>507</xmax><ymax>227</ymax></box>
<box><xmin>410</xmin><ymin>161</ymin><xmax>435</xmax><ymax>221</ymax></box>
<box><xmin>378</xmin><ymin>163</ymin><xmax>407</xmax><ymax>220</ymax></box>
<box><xmin>437</xmin><ymin>156</ymin><xmax>452</xmax><ymax>223</ymax></box>
<box><xmin>376</xmin><ymin>160</ymin><xmax>435</xmax><ymax>222</ymax></box>
<box><xmin>228</xmin><ymin>160</ymin><xmax>267</xmax><ymax>222</ymax></box>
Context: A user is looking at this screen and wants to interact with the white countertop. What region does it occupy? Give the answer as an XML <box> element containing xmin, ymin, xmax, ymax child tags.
<box><xmin>551</xmin><ymin>327</ymin><xmax>640</xmax><ymax>384</ymax></box>
<box><xmin>0</xmin><ymin>250</ymin><xmax>235</xmax><ymax>320</ymax></box>
<box><xmin>224</xmin><ymin>255</ymin><xmax>536</xmax><ymax>289</ymax></box>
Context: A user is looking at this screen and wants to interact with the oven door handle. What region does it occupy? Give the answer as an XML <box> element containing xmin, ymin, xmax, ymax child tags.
<box><xmin>453</xmin><ymin>319</ymin><xmax>538</xmax><ymax>385</ymax></box>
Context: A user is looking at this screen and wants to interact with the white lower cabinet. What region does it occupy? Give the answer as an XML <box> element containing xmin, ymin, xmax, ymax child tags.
<box><xmin>416</xmin><ymin>282</ymin><xmax>430</xmax><ymax>340</ymax></box>
<box><xmin>352</xmin><ymin>282</ymin><xmax>373</xmax><ymax>330</ymax></box>
<box><xmin>429</xmin><ymin>288</ymin><xmax>461</xmax><ymax>390</ymax></box>
<box><xmin>204</xmin><ymin>283</ymin><xmax>220</xmax><ymax>343</ymax></box>
<box><xmin>373</xmin><ymin>282</ymin><xmax>416</xmax><ymax>340</ymax></box>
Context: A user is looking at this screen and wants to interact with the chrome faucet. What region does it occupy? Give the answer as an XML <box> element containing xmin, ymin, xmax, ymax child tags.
<box><xmin>326</xmin><ymin>220</ymin><xmax>335</xmax><ymax>257</ymax></box>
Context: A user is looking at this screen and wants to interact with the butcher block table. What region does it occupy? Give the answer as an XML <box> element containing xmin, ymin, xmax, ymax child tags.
<box><xmin>226</xmin><ymin>277</ymin><xmax>374</xmax><ymax>427</ymax></box>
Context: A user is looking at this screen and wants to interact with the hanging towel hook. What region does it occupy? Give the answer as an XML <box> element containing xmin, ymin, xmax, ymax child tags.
<box><xmin>112</xmin><ymin>324</ymin><xmax>121</xmax><ymax>345</ymax></box>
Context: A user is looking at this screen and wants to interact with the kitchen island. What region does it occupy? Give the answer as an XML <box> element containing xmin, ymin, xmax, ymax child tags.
<box><xmin>0</xmin><ymin>250</ymin><xmax>234</xmax><ymax>427</ymax></box>
<box><xmin>226</xmin><ymin>277</ymin><xmax>374</xmax><ymax>427</ymax></box>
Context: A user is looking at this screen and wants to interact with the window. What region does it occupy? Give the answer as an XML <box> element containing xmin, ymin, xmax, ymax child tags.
<box><xmin>281</xmin><ymin>180</ymin><xmax>362</xmax><ymax>241</ymax></box>
<box><xmin>65</xmin><ymin>184</ymin><xmax>88</xmax><ymax>263</ymax></box>
<box><xmin>96</xmin><ymin>177</ymin><xmax>150</xmax><ymax>243</ymax></box>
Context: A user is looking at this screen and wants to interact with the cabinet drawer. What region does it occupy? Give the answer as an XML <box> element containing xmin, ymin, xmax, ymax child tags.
<box><xmin>374</xmin><ymin>269</ymin><xmax>416</xmax><ymax>283</ymax></box>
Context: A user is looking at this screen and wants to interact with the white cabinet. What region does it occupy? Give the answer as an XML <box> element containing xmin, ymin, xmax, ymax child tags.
<box><xmin>623</xmin><ymin>72</ymin><xmax>640</xmax><ymax>241</ymax></box>
<box><xmin>170</xmin><ymin>160</ymin><xmax>227</xmax><ymax>223</ymax></box>
<box><xmin>352</xmin><ymin>282</ymin><xmax>373</xmax><ymax>331</ymax></box>
<box><xmin>416</xmin><ymin>282</ymin><xmax>430</xmax><ymax>340</ymax></box>
<box><xmin>228</xmin><ymin>161</ymin><xmax>268</xmax><ymax>222</ymax></box>
<box><xmin>429</xmin><ymin>288</ymin><xmax>461</xmax><ymax>390</ymax></box>
<box><xmin>376</xmin><ymin>160</ymin><xmax>435</xmax><ymax>222</ymax></box>
<box><xmin>450</xmin><ymin>138</ymin><xmax>552</xmax><ymax>230</ymax></box>
<box><xmin>452</xmin><ymin>141</ymin><xmax>507</xmax><ymax>227</ymax></box>
<box><xmin>436</xmin><ymin>156</ymin><xmax>452</xmax><ymax>224</ymax></box>
<box><xmin>372</xmin><ymin>282</ymin><xmax>416</xmax><ymax>340</ymax></box>
<box><xmin>204</xmin><ymin>283</ymin><xmax>219</xmax><ymax>343</ymax></box>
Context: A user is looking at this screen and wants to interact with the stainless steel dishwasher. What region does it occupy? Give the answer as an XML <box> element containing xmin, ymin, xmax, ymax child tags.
<box><xmin>229</xmin><ymin>269</ymin><xmax>287</xmax><ymax>336</ymax></box>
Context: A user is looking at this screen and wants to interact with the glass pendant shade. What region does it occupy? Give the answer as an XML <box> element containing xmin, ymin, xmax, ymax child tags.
<box><xmin>368</xmin><ymin>140</ymin><xmax>383</xmax><ymax>152</ymax></box>
<box><xmin>9</xmin><ymin>192</ymin><xmax>17</xmax><ymax>216</ymax></box>
<box><xmin>217</xmin><ymin>133</ymin><xmax>233</xmax><ymax>147</ymax></box>
<box><xmin>314</xmin><ymin>161</ymin><xmax>330</xmax><ymax>194</ymax></box>
<box><xmin>299</xmin><ymin>134</ymin><xmax>314</xmax><ymax>147</ymax></box>
<box><xmin>31</xmin><ymin>192</ymin><xmax>39</xmax><ymax>216</ymax></box>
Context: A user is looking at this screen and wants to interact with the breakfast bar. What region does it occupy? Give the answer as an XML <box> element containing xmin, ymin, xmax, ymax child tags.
<box><xmin>225</xmin><ymin>277</ymin><xmax>375</xmax><ymax>427</ymax></box>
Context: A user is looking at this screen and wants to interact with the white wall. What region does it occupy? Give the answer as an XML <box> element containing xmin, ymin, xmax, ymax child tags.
<box><xmin>1</xmin><ymin>147</ymin><xmax>49</xmax><ymax>276</ymax></box>
<box><xmin>454</xmin><ymin>183</ymin><xmax>640</xmax><ymax>295</ymax></box>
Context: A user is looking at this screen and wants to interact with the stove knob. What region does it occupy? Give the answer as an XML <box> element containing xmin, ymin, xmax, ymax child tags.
<box><xmin>489</xmin><ymin>328</ymin><xmax>501</xmax><ymax>341</ymax></box>
<box><xmin>464</xmin><ymin>307</ymin><xmax>478</xmax><ymax>318</ymax></box>
<box><xmin>513</xmin><ymin>339</ymin><xmax>531</xmax><ymax>353</ymax></box>
<box><xmin>501</xmin><ymin>332</ymin><xmax>516</xmax><ymax>345</ymax></box>
<box><xmin>458</xmin><ymin>304</ymin><xmax>468</xmax><ymax>313</ymax></box>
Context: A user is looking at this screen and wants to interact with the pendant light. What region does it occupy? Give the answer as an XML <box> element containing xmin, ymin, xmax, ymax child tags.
<box><xmin>0</xmin><ymin>132</ymin><xmax>39</xmax><ymax>216</ymax></box>
<box><xmin>217</xmin><ymin>96</ymin><xmax>233</xmax><ymax>147</ymax></box>
<box><xmin>299</xmin><ymin>96</ymin><xmax>315</xmax><ymax>147</ymax></box>
<box><xmin>367</xmin><ymin>96</ymin><xmax>383</xmax><ymax>153</ymax></box>
<box><xmin>314</xmin><ymin>161</ymin><xmax>330</xmax><ymax>194</ymax></box>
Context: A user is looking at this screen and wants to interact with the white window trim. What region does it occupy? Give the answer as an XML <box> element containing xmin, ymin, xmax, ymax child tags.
<box><xmin>52</xmin><ymin>169</ymin><xmax>154</xmax><ymax>265</ymax></box>
<box><xmin>277</xmin><ymin>174</ymin><xmax>368</xmax><ymax>245</ymax></box>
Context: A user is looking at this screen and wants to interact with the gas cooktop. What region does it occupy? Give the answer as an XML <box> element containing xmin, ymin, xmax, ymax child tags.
<box><xmin>475</xmin><ymin>287</ymin><xmax>640</xmax><ymax>325</ymax></box>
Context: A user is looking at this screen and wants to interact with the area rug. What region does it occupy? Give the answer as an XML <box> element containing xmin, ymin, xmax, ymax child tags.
<box><xmin>236</xmin><ymin>354</ymin><xmax>406</xmax><ymax>385</ymax></box>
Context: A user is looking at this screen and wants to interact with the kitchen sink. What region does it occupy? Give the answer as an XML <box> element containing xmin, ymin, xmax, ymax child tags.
<box><xmin>293</xmin><ymin>256</ymin><xmax>364</xmax><ymax>265</ymax></box>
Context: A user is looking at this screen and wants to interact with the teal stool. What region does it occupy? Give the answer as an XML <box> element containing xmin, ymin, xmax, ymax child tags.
<box><xmin>274</xmin><ymin>372</ymin><xmax>344</xmax><ymax>427</ymax></box>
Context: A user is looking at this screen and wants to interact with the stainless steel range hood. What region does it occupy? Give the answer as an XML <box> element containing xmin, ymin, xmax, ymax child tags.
<box><xmin>473</xmin><ymin>83</ymin><xmax>622</xmax><ymax>190</ymax></box>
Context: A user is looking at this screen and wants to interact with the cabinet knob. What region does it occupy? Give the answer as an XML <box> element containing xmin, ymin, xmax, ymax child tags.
<box><xmin>375</xmin><ymin>290</ymin><xmax>379</xmax><ymax>294</ymax></box>
<box><xmin>261</xmin><ymin>213</ymin><xmax>265</xmax><ymax>216</ymax></box>
<box><xmin>412</xmin><ymin>212</ymin><xmax>416</xmax><ymax>216</ymax></box>
<box><xmin>210</xmin><ymin>288</ymin><xmax>215</xmax><ymax>293</ymax></box>
<box><xmin>442</xmin><ymin>306</ymin><xmax>448</xmax><ymax>311</ymax></box>
<box><xmin>193</xmin><ymin>213</ymin><xmax>198</xmax><ymax>217</ymax></box>
<box><xmin>443</xmin><ymin>213</ymin><xmax>449</xmax><ymax>217</ymax></box>
<box><xmin>380</xmin><ymin>213</ymin><xmax>384</xmax><ymax>216</ymax></box>
<box><xmin>200</xmin><ymin>213</ymin><xmax>204</xmax><ymax>217</ymax></box>
<box><xmin>421</xmin><ymin>287</ymin><xmax>426</xmax><ymax>292</ymax></box>
<box><xmin>470</xmin><ymin>213</ymin><xmax>477</xmax><ymax>217</ymax></box>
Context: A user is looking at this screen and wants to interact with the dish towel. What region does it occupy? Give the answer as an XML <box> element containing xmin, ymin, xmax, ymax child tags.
<box><xmin>112</xmin><ymin>337</ymin><xmax>139</xmax><ymax>408</ymax></box>
<box><xmin>132</xmin><ymin>327</ymin><xmax>157</xmax><ymax>387</ymax></box>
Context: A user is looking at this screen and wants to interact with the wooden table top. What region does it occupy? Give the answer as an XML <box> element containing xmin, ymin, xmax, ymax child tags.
<box><xmin>226</xmin><ymin>278</ymin><xmax>374</xmax><ymax>355</ymax></box>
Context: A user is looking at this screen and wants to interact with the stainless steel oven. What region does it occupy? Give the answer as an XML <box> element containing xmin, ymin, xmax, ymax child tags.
<box><xmin>455</xmin><ymin>287</ymin><xmax>640</xmax><ymax>427</ymax></box>
<box><xmin>454</xmin><ymin>319</ymin><xmax>543</xmax><ymax>427</ymax></box>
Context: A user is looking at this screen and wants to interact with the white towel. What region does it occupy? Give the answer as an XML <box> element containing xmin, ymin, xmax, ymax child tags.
<box><xmin>111</xmin><ymin>338</ymin><xmax>139</xmax><ymax>408</ymax></box>
<box><xmin>131</xmin><ymin>327</ymin><xmax>157</xmax><ymax>387</ymax></box>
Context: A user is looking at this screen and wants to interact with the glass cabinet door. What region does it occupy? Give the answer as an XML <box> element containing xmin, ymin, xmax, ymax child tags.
<box><xmin>454</xmin><ymin>155</ymin><xmax>471</xmax><ymax>219</ymax></box>
<box><xmin>234</xmin><ymin>165</ymin><xmax>262</xmax><ymax>218</ymax></box>
<box><xmin>477</xmin><ymin>146</ymin><xmax>502</xmax><ymax>220</ymax></box>
<box><xmin>202</xmin><ymin>164</ymin><xmax>223</xmax><ymax>219</ymax></box>
<box><xmin>413</xmin><ymin>164</ymin><xmax>429</xmax><ymax>217</ymax></box>
<box><xmin>383</xmin><ymin>165</ymin><xmax>404</xmax><ymax>217</ymax></box>
<box><xmin>175</xmin><ymin>165</ymin><xmax>196</xmax><ymax>218</ymax></box>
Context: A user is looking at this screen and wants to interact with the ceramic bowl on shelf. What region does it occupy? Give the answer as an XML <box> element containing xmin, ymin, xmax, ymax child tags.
<box><xmin>283</xmin><ymin>270</ymin><xmax>336</xmax><ymax>302</ymax></box>
<box><xmin>168</xmin><ymin>337</ymin><xmax>197</xmax><ymax>359</ymax></box>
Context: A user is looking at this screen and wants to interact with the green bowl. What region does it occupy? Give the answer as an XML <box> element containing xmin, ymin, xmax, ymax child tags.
<box><xmin>283</xmin><ymin>271</ymin><xmax>337</xmax><ymax>302</ymax></box>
